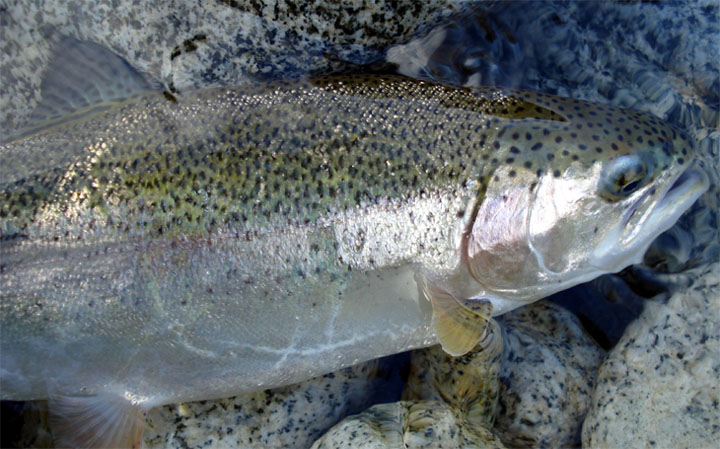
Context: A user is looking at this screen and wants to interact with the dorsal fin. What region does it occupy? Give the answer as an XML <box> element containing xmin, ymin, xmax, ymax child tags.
<box><xmin>10</xmin><ymin>37</ymin><xmax>154</xmax><ymax>140</ymax></box>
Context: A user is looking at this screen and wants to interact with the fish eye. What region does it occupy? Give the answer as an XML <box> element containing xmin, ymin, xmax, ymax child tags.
<box><xmin>599</xmin><ymin>154</ymin><xmax>648</xmax><ymax>201</ymax></box>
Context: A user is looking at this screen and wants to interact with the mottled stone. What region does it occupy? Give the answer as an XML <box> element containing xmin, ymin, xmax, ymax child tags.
<box><xmin>0</xmin><ymin>0</ymin><xmax>461</xmax><ymax>134</ymax></box>
<box><xmin>582</xmin><ymin>262</ymin><xmax>720</xmax><ymax>448</ymax></box>
<box><xmin>403</xmin><ymin>321</ymin><xmax>503</xmax><ymax>431</ymax></box>
<box><xmin>311</xmin><ymin>400</ymin><xmax>506</xmax><ymax>449</ymax></box>
<box><xmin>314</xmin><ymin>300</ymin><xmax>607</xmax><ymax>448</ymax></box>
<box><xmin>3</xmin><ymin>356</ymin><xmax>405</xmax><ymax>449</ymax></box>
<box><xmin>141</xmin><ymin>357</ymin><xmax>402</xmax><ymax>449</ymax></box>
<box><xmin>313</xmin><ymin>323</ymin><xmax>505</xmax><ymax>448</ymax></box>
<box><xmin>495</xmin><ymin>0</ymin><xmax>719</xmax><ymax>135</ymax></box>
<box><xmin>494</xmin><ymin>301</ymin><xmax>606</xmax><ymax>448</ymax></box>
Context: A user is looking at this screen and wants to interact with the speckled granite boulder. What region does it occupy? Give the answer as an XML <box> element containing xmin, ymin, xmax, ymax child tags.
<box><xmin>0</xmin><ymin>0</ymin><xmax>462</xmax><ymax>134</ymax></box>
<box><xmin>494</xmin><ymin>301</ymin><xmax>606</xmax><ymax>448</ymax></box>
<box><xmin>140</xmin><ymin>357</ymin><xmax>402</xmax><ymax>449</ymax></box>
<box><xmin>313</xmin><ymin>322</ymin><xmax>505</xmax><ymax>448</ymax></box>
<box><xmin>5</xmin><ymin>357</ymin><xmax>401</xmax><ymax>449</ymax></box>
<box><xmin>402</xmin><ymin>321</ymin><xmax>502</xmax><ymax>431</ymax></box>
<box><xmin>311</xmin><ymin>400</ymin><xmax>506</xmax><ymax>449</ymax></box>
<box><xmin>582</xmin><ymin>262</ymin><xmax>720</xmax><ymax>448</ymax></box>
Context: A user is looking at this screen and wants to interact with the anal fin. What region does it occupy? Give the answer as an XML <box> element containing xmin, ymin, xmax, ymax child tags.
<box><xmin>49</xmin><ymin>391</ymin><xmax>147</xmax><ymax>449</ymax></box>
<box><xmin>420</xmin><ymin>276</ymin><xmax>493</xmax><ymax>357</ymax></box>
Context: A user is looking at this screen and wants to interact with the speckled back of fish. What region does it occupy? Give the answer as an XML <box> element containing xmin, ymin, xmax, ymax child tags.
<box><xmin>0</xmin><ymin>71</ymin><xmax>707</xmax><ymax>448</ymax></box>
<box><xmin>2</xmin><ymin>75</ymin><xmax>567</xmax><ymax>238</ymax></box>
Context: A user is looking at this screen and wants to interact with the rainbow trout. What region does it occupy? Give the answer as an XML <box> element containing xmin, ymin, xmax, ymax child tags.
<box><xmin>0</xmin><ymin>42</ymin><xmax>709</xmax><ymax>448</ymax></box>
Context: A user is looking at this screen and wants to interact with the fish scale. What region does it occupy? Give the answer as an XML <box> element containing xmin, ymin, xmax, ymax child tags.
<box><xmin>1</xmin><ymin>76</ymin><xmax>680</xmax><ymax>242</ymax></box>
<box><xmin>0</xmin><ymin>73</ymin><xmax>707</xmax><ymax>449</ymax></box>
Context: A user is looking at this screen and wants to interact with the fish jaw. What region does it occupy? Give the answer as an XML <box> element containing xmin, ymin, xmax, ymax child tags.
<box><xmin>590</xmin><ymin>163</ymin><xmax>709</xmax><ymax>272</ymax></box>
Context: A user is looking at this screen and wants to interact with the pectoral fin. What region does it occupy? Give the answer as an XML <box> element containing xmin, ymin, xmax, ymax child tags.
<box><xmin>49</xmin><ymin>391</ymin><xmax>147</xmax><ymax>449</ymax></box>
<box><xmin>419</xmin><ymin>277</ymin><xmax>493</xmax><ymax>357</ymax></box>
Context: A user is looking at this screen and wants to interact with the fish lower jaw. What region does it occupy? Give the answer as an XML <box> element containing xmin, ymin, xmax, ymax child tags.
<box><xmin>652</xmin><ymin>166</ymin><xmax>709</xmax><ymax>225</ymax></box>
<box><xmin>590</xmin><ymin>166</ymin><xmax>709</xmax><ymax>274</ymax></box>
<box><xmin>629</xmin><ymin>166</ymin><xmax>709</xmax><ymax>251</ymax></box>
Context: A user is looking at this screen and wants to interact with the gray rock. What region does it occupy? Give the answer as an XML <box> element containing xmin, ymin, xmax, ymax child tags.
<box><xmin>494</xmin><ymin>301</ymin><xmax>606</xmax><ymax>448</ymax></box>
<box><xmin>313</xmin><ymin>300</ymin><xmax>607</xmax><ymax>449</ymax></box>
<box><xmin>582</xmin><ymin>262</ymin><xmax>720</xmax><ymax>449</ymax></box>
<box><xmin>403</xmin><ymin>320</ymin><xmax>503</xmax><ymax>430</ymax></box>
<box><xmin>3</xmin><ymin>357</ymin><xmax>401</xmax><ymax>449</ymax></box>
<box><xmin>312</xmin><ymin>321</ymin><xmax>505</xmax><ymax>448</ymax></box>
<box><xmin>311</xmin><ymin>400</ymin><xmax>506</xmax><ymax>449</ymax></box>
<box><xmin>141</xmin><ymin>357</ymin><xmax>401</xmax><ymax>449</ymax></box>
<box><xmin>1</xmin><ymin>0</ymin><xmax>462</xmax><ymax>134</ymax></box>
<box><xmin>387</xmin><ymin>1</ymin><xmax>719</xmax><ymax>140</ymax></box>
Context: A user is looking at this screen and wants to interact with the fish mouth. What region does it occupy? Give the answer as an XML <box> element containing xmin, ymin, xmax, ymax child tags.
<box><xmin>657</xmin><ymin>165</ymin><xmax>709</xmax><ymax>213</ymax></box>
<box><xmin>630</xmin><ymin>164</ymin><xmax>709</xmax><ymax>244</ymax></box>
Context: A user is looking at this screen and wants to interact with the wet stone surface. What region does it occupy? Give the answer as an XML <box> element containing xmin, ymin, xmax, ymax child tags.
<box><xmin>494</xmin><ymin>301</ymin><xmax>606</xmax><ymax>448</ymax></box>
<box><xmin>142</xmin><ymin>355</ymin><xmax>406</xmax><ymax>449</ymax></box>
<box><xmin>582</xmin><ymin>261</ymin><xmax>720</xmax><ymax>449</ymax></box>
<box><xmin>0</xmin><ymin>0</ymin><xmax>461</xmax><ymax>134</ymax></box>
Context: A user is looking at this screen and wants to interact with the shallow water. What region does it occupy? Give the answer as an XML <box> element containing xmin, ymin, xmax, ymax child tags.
<box><xmin>1</xmin><ymin>1</ymin><xmax>718</xmax><ymax>447</ymax></box>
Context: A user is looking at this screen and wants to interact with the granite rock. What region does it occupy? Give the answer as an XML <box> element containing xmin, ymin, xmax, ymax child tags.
<box><xmin>140</xmin><ymin>356</ymin><xmax>404</xmax><ymax>449</ymax></box>
<box><xmin>313</xmin><ymin>321</ymin><xmax>505</xmax><ymax>448</ymax></box>
<box><xmin>311</xmin><ymin>400</ymin><xmax>506</xmax><ymax>449</ymax></box>
<box><xmin>0</xmin><ymin>0</ymin><xmax>462</xmax><ymax>135</ymax></box>
<box><xmin>494</xmin><ymin>301</ymin><xmax>606</xmax><ymax>448</ymax></box>
<box><xmin>387</xmin><ymin>1</ymin><xmax>719</xmax><ymax>148</ymax></box>
<box><xmin>402</xmin><ymin>320</ymin><xmax>502</xmax><ymax>431</ymax></box>
<box><xmin>314</xmin><ymin>300</ymin><xmax>607</xmax><ymax>448</ymax></box>
<box><xmin>582</xmin><ymin>262</ymin><xmax>720</xmax><ymax>449</ymax></box>
<box><xmin>4</xmin><ymin>356</ymin><xmax>402</xmax><ymax>448</ymax></box>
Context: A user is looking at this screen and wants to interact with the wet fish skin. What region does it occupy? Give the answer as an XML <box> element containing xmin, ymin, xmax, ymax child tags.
<box><xmin>0</xmin><ymin>76</ymin><xmax>706</xmax><ymax>412</ymax></box>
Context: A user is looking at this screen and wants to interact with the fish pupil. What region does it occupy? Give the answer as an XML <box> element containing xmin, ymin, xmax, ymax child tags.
<box><xmin>622</xmin><ymin>179</ymin><xmax>642</xmax><ymax>193</ymax></box>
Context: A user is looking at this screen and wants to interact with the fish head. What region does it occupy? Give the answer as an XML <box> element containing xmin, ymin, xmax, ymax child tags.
<box><xmin>462</xmin><ymin>98</ymin><xmax>709</xmax><ymax>309</ymax></box>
